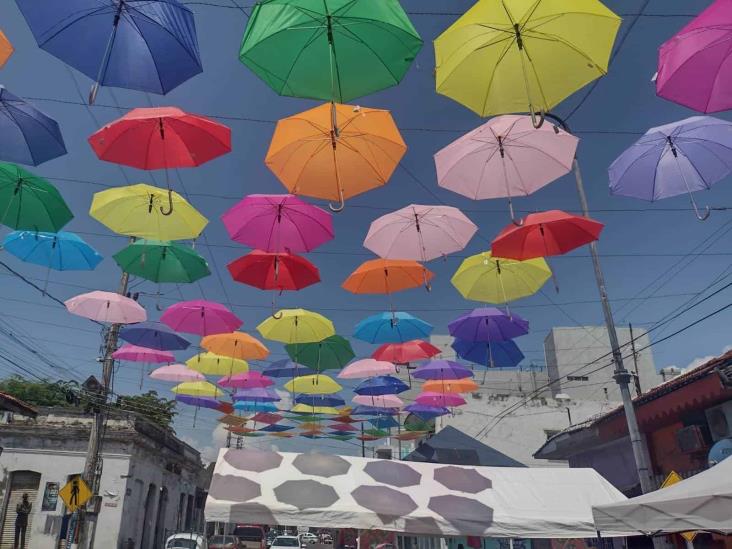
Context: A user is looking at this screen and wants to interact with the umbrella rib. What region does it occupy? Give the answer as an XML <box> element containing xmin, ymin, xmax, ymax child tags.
<box><xmin>34</xmin><ymin>5</ymin><xmax>112</xmax><ymax>47</ymax></box>
<box><xmin>332</xmin><ymin>22</ymin><xmax>401</xmax><ymax>85</ymax></box>
<box><xmin>478</xmin><ymin>37</ymin><xmax>520</xmax><ymax>117</ymax></box>
<box><xmin>523</xmin><ymin>28</ymin><xmax>608</xmax><ymax>74</ymax></box>
<box><xmin>1</xmin><ymin>105</ymin><xmax>39</xmax><ymax>166</ymax></box>
<box><xmin>123</xmin><ymin>10</ymin><xmax>166</xmax><ymax>93</ymax></box>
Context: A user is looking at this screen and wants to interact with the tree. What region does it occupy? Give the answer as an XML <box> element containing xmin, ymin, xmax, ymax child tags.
<box><xmin>115</xmin><ymin>390</ymin><xmax>178</xmax><ymax>430</ymax></box>
<box><xmin>0</xmin><ymin>376</ymin><xmax>76</xmax><ymax>407</ymax></box>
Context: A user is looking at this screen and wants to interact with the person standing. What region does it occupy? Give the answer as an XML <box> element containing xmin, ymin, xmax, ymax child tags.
<box><xmin>14</xmin><ymin>493</ymin><xmax>31</xmax><ymax>549</ymax></box>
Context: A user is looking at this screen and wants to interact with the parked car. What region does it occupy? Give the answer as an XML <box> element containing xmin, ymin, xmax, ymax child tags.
<box><xmin>299</xmin><ymin>533</ymin><xmax>318</xmax><ymax>547</ymax></box>
<box><xmin>234</xmin><ymin>525</ymin><xmax>267</xmax><ymax>549</ymax></box>
<box><xmin>166</xmin><ymin>533</ymin><xmax>208</xmax><ymax>549</ymax></box>
<box><xmin>209</xmin><ymin>535</ymin><xmax>240</xmax><ymax>549</ymax></box>
<box><xmin>271</xmin><ymin>536</ymin><xmax>301</xmax><ymax>549</ymax></box>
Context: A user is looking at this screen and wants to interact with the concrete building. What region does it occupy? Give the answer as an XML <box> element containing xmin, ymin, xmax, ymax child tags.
<box><xmin>0</xmin><ymin>406</ymin><xmax>208</xmax><ymax>549</ymax></box>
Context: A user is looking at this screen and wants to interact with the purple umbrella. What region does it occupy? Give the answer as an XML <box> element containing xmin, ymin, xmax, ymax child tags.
<box><xmin>232</xmin><ymin>387</ymin><xmax>281</xmax><ymax>403</ymax></box>
<box><xmin>448</xmin><ymin>308</ymin><xmax>529</xmax><ymax>342</ymax></box>
<box><xmin>175</xmin><ymin>395</ymin><xmax>222</xmax><ymax>410</ymax></box>
<box><xmin>609</xmin><ymin>116</ymin><xmax>732</xmax><ymax>220</ymax></box>
<box><xmin>412</xmin><ymin>360</ymin><xmax>474</xmax><ymax>381</ymax></box>
<box><xmin>119</xmin><ymin>321</ymin><xmax>190</xmax><ymax>351</ymax></box>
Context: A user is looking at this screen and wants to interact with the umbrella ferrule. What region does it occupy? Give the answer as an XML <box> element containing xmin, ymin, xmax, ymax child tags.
<box><xmin>496</xmin><ymin>259</ymin><xmax>501</xmax><ymax>274</ymax></box>
<box><xmin>158</xmin><ymin>118</ymin><xmax>165</xmax><ymax>140</ymax></box>
<box><xmin>498</xmin><ymin>135</ymin><xmax>505</xmax><ymax>158</ymax></box>
<box><xmin>326</xmin><ymin>15</ymin><xmax>334</xmax><ymax>44</ymax></box>
<box><xmin>330</xmin><ymin>129</ymin><xmax>337</xmax><ymax>149</ymax></box>
<box><xmin>114</xmin><ymin>1</ymin><xmax>124</xmax><ymax>26</ymax></box>
<box><xmin>666</xmin><ymin>136</ymin><xmax>678</xmax><ymax>157</ymax></box>
<box><xmin>147</xmin><ymin>194</ymin><xmax>154</xmax><ymax>213</ymax></box>
<box><xmin>513</xmin><ymin>24</ymin><xmax>523</xmax><ymax>50</ymax></box>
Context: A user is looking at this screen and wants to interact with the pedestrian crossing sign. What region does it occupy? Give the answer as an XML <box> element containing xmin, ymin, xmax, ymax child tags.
<box><xmin>59</xmin><ymin>476</ymin><xmax>92</xmax><ymax>512</ymax></box>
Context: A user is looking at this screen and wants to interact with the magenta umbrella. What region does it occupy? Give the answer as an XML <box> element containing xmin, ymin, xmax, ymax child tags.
<box><xmin>65</xmin><ymin>290</ymin><xmax>146</xmax><ymax>324</ymax></box>
<box><xmin>338</xmin><ymin>359</ymin><xmax>397</xmax><ymax>379</ymax></box>
<box><xmin>218</xmin><ymin>371</ymin><xmax>274</xmax><ymax>389</ymax></box>
<box><xmin>435</xmin><ymin>115</ymin><xmax>578</xmax><ymax>222</ymax></box>
<box><xmin>112</xmin><ymin>344</ymin><xmax>173</xmax><ymax>363</ymax></box>
<box><xmin>364</xmin><ymin>205</ymin><xmax>477</xmax><ymax>261</ymax></box>
<box><xmin>352</xmin><ymin>394</ymin><xmax>404</xmax><ymax>408</ymax></box>
<box><xmin>657</xmin><ymin>0</ymin><xmax>732</xmax><ymax>113</ymax></box>
<box><xmin>415</xmin><ymin>391</ymin><xmax>466</xmax><ymax>407</ymax></box>
<box><xmin>160</xmin><ymin>300</ymin><xmax>242</xmax><ymax>336</ymax></box>
<box><xmin>221</xmin><ymin>194</ymin><xmax>334</xmax><ymax>253</ymax></box>
<box><xmin>149</xmin><ymin>363</ymin><xmax>205</xmax><ymax>383</ymax></box>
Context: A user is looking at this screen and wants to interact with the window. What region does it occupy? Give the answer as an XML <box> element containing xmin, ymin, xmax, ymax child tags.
<box><xmin>567</xmin><ymin>375</ymin><xmax>589</xmax><ymax>382</ymax></box>
<box><xmin>544</xmin><ymin>429</ymin><xmax>560</xmax><ymax>440</ymax></box>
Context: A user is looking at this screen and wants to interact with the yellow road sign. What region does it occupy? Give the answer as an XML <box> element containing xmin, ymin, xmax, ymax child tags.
<box><xmin>660</xmin><ymin>471</ymin><xmax>697</xmax><ymax>542</ymax></box>
<box><xmin>59</xmin><ymin>476</ymin><xmax>92</xmax><ymax>512</ymax></box>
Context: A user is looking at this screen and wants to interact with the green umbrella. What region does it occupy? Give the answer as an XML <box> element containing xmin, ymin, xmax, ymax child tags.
<box><xmin>285</xmin><ymin>335</ymin><xmax>355</xmax><ymax>372</ymax></box>
<box><xmin>240</xmin><ymin>0</ymin><xmax>423</xmax><ymax>103</ymax></box>
<box><xmin>328</xmin><ymin>434</ymin><xmax>354</xmax><ymax>441</ymax></box>
<box><xmin>363</xmin><ymin>428</ymin><xmax>388</xmax><ymax>437</ymax></box>
<box><xmin>0</xmin><ymin>163</ymin><xmax>73</xmax><ymax>231</ymax></box>
<box><xmin>286</xmin><ymin>414</ymin><xmax>323</xmax><ymax>423</ymax></box>
<box><xmin>113</xmin><ymin>240</ymin><xmax>210</xmax><ymax>283</ymax></box>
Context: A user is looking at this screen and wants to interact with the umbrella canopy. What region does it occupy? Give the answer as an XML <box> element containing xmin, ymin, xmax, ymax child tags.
<box><xmin>416</xmin><ymin>392</ymin><xmax>466</xmax><ymax>408</ymax></box>
<box><xmin>263</xmin><ymin>360</ymin><xmax>314</xmax><ymax>379</ymax></box>
<box><xmin>364</xmin><ymin>204</ymin><xmax>477</xmax><ymax>261</ymax></box>
<box><xmin>339</xmin><ymin>359</ymin><xmax>397</xmax><ymax>379</ymax></box>
<box><xmin>352</xmin><ymin>394</ymin><xmax>404</xmax><ymax>408</ymax></box>
<box><xmin>228</xmin><ymin>251</ymin><xmax>320</xmax><ymax>291</ymax></box>
<box><xmin>234</xmin><ymin>401</ymin><xmax>279</xmax><ymax>413</ymax></box>
<box><xmin>222</xmin><ymin>194</ymin><xmax>334</xmax><ymax>253</ymax></box>
<box><xmin>0</xmin><ymin>164</ymin><xmax>73</xmax><ymax>232</ymax></box>
<box><xmin>452</xmin><ymin>339</ymin><xmax>525</xmax><ymax>369</ymax></box>
<box><xmin>239</xmin><ymin>0</ymin><xmax>422</xmax><ymax>103</ymax></box>
<box><xmin>112</xmin><ymin>344</ymin><xmax>174</xmax><ymax>364</ymax></box>
<box><xmin>90</xmin><ymin>184</ymin><xmax>208</xmax><ymax>241</ymax></box>
<box><xmin>201</xmin><ymin>332</ymin><xmax>270</xmax><ymax>361</ymax></box>
<box><xmin>656</xmin><ymin>1</ymin><xmax>732</xmax><ymax>114</ymax></box>
<box><xmin>434</xmin><ymin>0</ymin><xmax>620</xmax><ymax>117</ymax></box>
<box><xmin>266</xmin><ymin>103</ymin><xmax>407</xmax><ymax>208</ymax></box>
<box><xmin>329</xmin><ymin>422</ymin><xmax>358</xmax><ymax>432</ymax></box>
<box><xmin>353</xmin><ymin>375</ymin><xmax>409</xmax><ymax>396</ymax></box>
<box><xmin>284</xmin><ymin>375</ymin><xmax>342</xmax><ymax>395</ymax></box>
<box><xmin>403</xmin><ymin>403</ymin><xmax>449</xmax><ymax>419</ymax></box>
<box><xmin>412</xmin><ymin>360</ymin><xmax>474</xmax><ymax>381</ymax></box>
<box><xmin>176</xmin><ymin>395</ymin><xmax>229</xmax><ymax>411</ymax></box>
<box><xmin>448</xmin><ymin>308</ymin><xmax>529</xmax><ymax>342</ymax></box>
<box><xmin>343</xmin><ymin>259</ymin><xmax>433</xmax><ymax>294</ymax></box>
<box><xmin>171</xmin><ymin>380</ymin><xmax>223</xmax><ymax>398</ymax></box>
<box><xmin>609</xmin><ymin>116</ymin><xmax>732</xmax><ymax>220</ymax></box>
<box><xmin>186</xmin><ymin>352</ymin><xmax>248</xmax><ymax>375</ymax></box>
<box><xmin>354</xmin><ymin>312</ymin><xmax>433</xmax><ymax>344</ymax></box>
<box><xmin>257</xmin><ymin>309</ymin><xmax>335</xmax><ymax>344</ymax></box>
<box><xmin>423</xmin><ymin>379</ymin><xmax>479</xmax><ymax>394</ymax></box>
<box><xmin>233</xmin><ymin>388</ymin><xmax>280</xmax><ymax>403</ymax></box>
<box><xmin>284</xmin><ymin>335</ymin><xmax>355</xmax><ymax>371</ymax></box>
<box><xmin>0</xmin><ymin>88</ymin><xmax>66</xmax><ymax>166</ymax></box>
<box><xmin>119</xmin><ymin>321</ymin><xmax>190</xmax><ymax>351</ymax></box>
<box><xmin>491</xmin><ymin>210</ymin><xmax>604</xmax><ymax>260</ymax></box>
<box><xmin>161</xmin><ymin>300</ymin><xmax>242</xmax><ymax>336</ymax></box>
<box><xmin>451</xmin><ymin>251</ymin><xmax>551</xmax><ymax>304</ymax></box>
<box><xmin>0</xmin><ymin>30</ymin><xmax>13</xmax><ymax>68</ymax></box>
<box><xmin>3</xmin><ymin>231</ymin><xmax>102</xmax><ymax>271</ymax></box>
<box><xmin>113</xmin><ymin>240</ymin><xmax>210</xmax><ymax>284</ymax></box>
<box><xmin>372</xmin><ymin>340</ymin><xmax>441</xmax><ymax>363</ymax></box>
<box><xmin>218</xmin><ymin>372</ymin><xmax>274</xmax><ymax>389</ymax></box>
<box><xmin>65</xmin><ymin>291</ymin><xmax>146</xmax><ymax>324</ymax></box>
<box><xmin>150</xmin><ymin>363</ymin><xmax>204</xmax><ymax>383</ymax></box>
<box><xmin>351</xmin><ymin>405</ymin><xmax>399</xmax><ymax>417</ymax></box>
<box><xmin>16</xmin><ymin>0</ymin><xmax>202</xmax><ymax>97</ymax></box>
<box><xmin>295</xmin><ymin>394</ymin><xmax>346</xmax><ymax>408</ymax></box>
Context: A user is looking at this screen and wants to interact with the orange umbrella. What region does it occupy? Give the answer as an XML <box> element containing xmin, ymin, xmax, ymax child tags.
<box><xmin>201</xmin><ymin>331</ymin><xmax>269</xmax><ymax>360</ymax></box>
<box><xmin>265</xmin><ymin>102</ymin><xmax>407</xmax><ymax>211</ymax></box>
<box><xmin>0</xmin><ymin>30</ymin><xmax>13</xmax><ymax>68</ymax></box>
<box><xmin>217</xmin><ymin>414</ymin><xmax>248</xmax><ymax>426</ymax></box>
<box><xmin>343</xmin><ymin>259</ymin><xmax>434</xmax><ymax>294</ymax></box>
<box><xmin>423</xmin><ymin>378</ymin><xmax>478</xmax><ymax>393</ymax></box>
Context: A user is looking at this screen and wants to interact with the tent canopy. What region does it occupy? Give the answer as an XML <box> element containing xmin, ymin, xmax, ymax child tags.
<box><xmin>593</xmin><ymin>458</ymin><xmax>732</xmax><ymax>535</ymax></box>
<box><xmin>206</xmin><ymin>448</ymin><xmax>628</xmax><ymax>538</ymax></box>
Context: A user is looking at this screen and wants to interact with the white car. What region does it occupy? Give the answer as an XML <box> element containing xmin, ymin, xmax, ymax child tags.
<box><xmin>299</xmin><ymin>534</ymin><xmax>318</xmax><ymax>546</ymax></box>
<box><xmin>272</xmin><ymin>536</ymin><xmax>302</xmax><ymax>549</ymax></box>
<box><xmin>166</xmin><ymin>533</ymin><xmax>208</xmax><ymax>549</ymax></box>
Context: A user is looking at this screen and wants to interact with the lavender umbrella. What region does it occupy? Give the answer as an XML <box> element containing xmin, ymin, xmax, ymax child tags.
<box><xmin>119</xmin><ymin>321</ymin><xmax>190</xmax><ymax>351</ymax></box>
<box><xmin>448</xmin><ymin>308</ymin><xmax>529</xmax><ymax>342</ymax></box>
<box><xmin>609</xmin><ymin>116</ymin><xmax>732</xmax><ymax>220</ymax></box>
<box><xmin>412</xmin><ymin>360</ymin><xmax>474</xmax><ymax>380</ymax></box>
<box><xmin>232</xmin><ymin>387</ymin><xmax>281</xmax><ymax>402</ymax></box>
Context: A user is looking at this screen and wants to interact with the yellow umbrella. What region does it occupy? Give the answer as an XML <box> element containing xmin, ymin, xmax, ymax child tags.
<box><xmin>292</xmin><ymin>405</ymin><xmax>342</xmax><ymax>416</ymax></box>
<box><xmin>434</xmin><ymin>0</ymin><xmax>621</xmax><ymax>121</ymax></box>
<box><xmin>284</xmin><ymin>375</ymin><xmax>341</xmax><ymax>394</ymax></box>
<box><xmin>171</xmin><ymin>380</ymin><xmax>223</xmax><ymax>397</ymax></box>
<box><xmin>90</xmin><ymin>183</ymin><xmax>208</xmax><ymax>241</ymax></box>
<box><xmin>186</xmin><ymin>352</ymin><xmax>248</xmax><ymax>375</ymax></box>
<box><xmin>451</xmin><ymin>251</ymin><xmax>551</xmax><ymax>303</ymax></box>
<box><xmin>201</xmin><ymin>332</ymin><xmax>270</xmax><ymax>360</ymax></box>
<box><xmin>0</xmin><ymin>29</ymin><xmax>13</xmax><ymax>68</ymax></box>
<box><xmin>257</xmin><ymin>308</ymin><xmax>335</xmax><ymax>344</ymax></box>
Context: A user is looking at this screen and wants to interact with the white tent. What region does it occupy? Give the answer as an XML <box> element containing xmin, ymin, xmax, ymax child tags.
<box><xmin>593</xmin><ymin>458</ymin><xmax>732</xmax><ymax>535</ymax></box>
<box><xmin>206</xmin><ymin>448</ymin><xmax>629</xmax><ymax>538</ymax></box>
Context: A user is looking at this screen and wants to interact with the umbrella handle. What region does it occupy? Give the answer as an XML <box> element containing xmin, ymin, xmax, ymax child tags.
<box><xmin>329</xmin><ymin>188</ymin><xmax>345</xmax><ymax>212</ymax></box>
<box><xmin>530</xmin><ymin>107</ymin><xmax>545</xmax><ymax>129</ymax></box>
<box><xmin>508</xmin><ymin>197</ymin><xmax>524</xmax><ymax>226</ymax></box>
<box><xmin>160</xmin><ymin>189</ymin><xmax>174</xmax><ymax>216</ymax></box>
<box><xmin>690</xmin><ymin>197</ymin><xmax>711</xmax><ymax>221</ymax></box>
<box><xmin>271</xmin><ymin>297</ymin><xmax>283</xmax><ymax>319</ymax></box>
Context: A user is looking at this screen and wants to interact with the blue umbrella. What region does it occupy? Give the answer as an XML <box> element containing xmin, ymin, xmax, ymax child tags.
<box><xmin>354</xmin><ymin>375</ymin><xmax>409</xmax><ymax>396</ymax></box>
<box><xmin>3</xmin><ymin>231</ymin><xmax>102</xmax><ymax>271</ymax></box>
<box><xmin>369</xmin><ymin>416</ymin><xmax>398</xmax><ymax>430</ymax></box>
<box><xmin>263</xmin><ymin>360</ymin><xmax>314</xmax><ymax>379</ymax></box>
<box><xmin>452</xmin><ymin>339</ymin><xmax>525</xmax><ymax>369</ymax></box>
<box><xmin>294</xmin><ymin>394</ymin><xmax>346</xmax><ymax>407</ymax></box>
<box><xmin>234</xmin><ymin>401</ymin><xmax>278</xmax><ymax>413</ymax></box>
<box><xmin>448</xmin><ymin>308</ymin><xmax>529</xmax><ymax>342</ymax></box>
<box><xmin>16</xmin><ymin>1</ymin><xmax>203</xmax><ymax>102</ymax></box>
<box><xmin>403</xmin><ymin>403</ymin><xmax>449</xmax><ymax>420</ymax></box>
<box><xmin>259</xmin><ymin>424</ymin><xmax>293</xmax><ymax>433</ymax></box>
<box><xmin>0</xmin><ymin>87</ymin><xmax>66</xmax><ymax>165</ymax></box>
<box><xmin>119</xmin><ymin>321</ymin><xmax>190</xmax><ymax>351</ymax></box>
<box><xmin>354</xmin><ymin>312</ymin><xmax>433</xmax><ymax>344</ymax></box>
<box><xmin>351</xmin><ymin>405</ymin><xmax>399</xmax><ymax>416</ymax></box>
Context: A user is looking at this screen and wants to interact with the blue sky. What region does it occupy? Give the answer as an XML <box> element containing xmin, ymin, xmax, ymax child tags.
<box><xmin>0</xmin><ymin>0</ymin><xmax>730</xmax><ymax>456</ymax></box>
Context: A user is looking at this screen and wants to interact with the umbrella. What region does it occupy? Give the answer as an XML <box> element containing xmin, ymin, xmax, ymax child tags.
<box><xmin>201</xmin><ymin>332</ymin><xmax>270</xmax><ymax>361</ymax></box>
<box><xmin>113</xmin><ymin>240</ymin><xmax>210</xmax><ymax>284</ymax></box>
<box><xmin>423</xmin><ymin>379</ymin><xmax>479</xmax><ymax>394</ymax></box>
<box><xmin>452</xmin><ymin>339</ymin><xmax>525</xmax><ymax>369</ymax></box>
<box><xmin>339</xmin><ymin>359</ymin><xmax>397</xmax><ymax>379</ymax></box>
<box><xmin>259</xmin><ymin>424</ymin><xmax>293</xmax><ymax>433</ymax></box>
<box><xmin>434</xmin><ymin>0</ymin><xmax>621</xmax><ymax>121</ymax></box>
<box><xmin>609</xmin><ymin>116</ymin><xmax>732</xmax><ymax>220</ymax></box>
<box><xmin>90</xmin><ymin>184</ymin><xmax>207</xmax><ymax>241</ymax></box>
<box><xmin>435</xmin><ymin>115</ymin><xmax>578</xmax><ymax>221</ymax></box>
<box><xmin>491</xmin><ymin>210</ymin><xmax>604</xmax><ymax>260</ymax></box>
<box><xmin>364</xmin><ymin>204</ymin><xmax>477</xmax><ymax>261</ymax></box>
<box><xmin>150</xmin><ymin>363</ymin><xmax>204</xmax><ymax>383</ymax></box>
<box><xmin>448</xmin><ymin>308</ymin><xmax>529</xmax><ymax>342</ymax></box>
<box><xmin>372</xmin><ymin>340</ymin><xmax>441</xmax><ymax>364</ymax></box>
<box><xmin>403</xmin><ymin>403</ymin><xmax>449</xmax><ymax>420</ymax></box>
<box><xmin>233</xmin><ymin>388</ymin><xmax>280</xmax><ymax>403</ymax></box>
<box><xmin>266</xmin><ymin>103</ymin><xmax>407</xmax><ymax>210</ymax></box>
<box><xmin>263</xmin><ymin>360</ymin><xmax>314</xmax><ymax>379</ymax></box>
<box><xmin>65</xmin><ymin>290</ymin><xmax>146</xmax><ymax>324</ymax></box>
<box><xmin>3</xmin><ymin>231</ymin><xmax>102</xmax><ymax>271</ymax></box>
<box><xmin>412</xmin><ymin>360</ymin><xmax>474</xmax><ymax>381</ymax></box>
<box><xmin>285</xmin><ymin>335</ymin><xmax>355</xmax><ymax>372</ymax></box>
<box><xmin>416</xmin><ymin>392</ymin><xmax>466</xmax><ymax>407</ymax></box>
<box><xmin>119</xmin><ymin>321</ymin><xmax>190</xmax><ymax>351</ymax></box>
<box><xmin>186</xmin><ymin>352</ymin><xmax>248</xmax><ymax>375</ymax></box>
<box><xmin>176</xmin><ymin>395</ymin><xmax>229</xmax><ymax>411</ymax></box>
<box><xmin>351</xmin><ymin>405</ymin><xmax>399</xmax><ymax>417</ymax></box>
<box><xmin>161</xmin><ymin>300</ymin><xmax>242</xmax><ymax>336</ymax></box>
<box><xmin>354</xmin><ymin>312</ymin><xmax>433</xmax><ymax>344</ymax></box>
<box><xmin>112</xmin><ymin>344</ymin><xmax>173</xmax><ymax>364</ymax></box>
<box><xmin>218</xmin><ymin>372</ymin><xmax>274</xmax><ymax>389</ymax></box>
<box><xmin>0</xmin><ymin>164</ymin><xmax>73</xmax><ymax>232</ymax></box>
<box><xmin>16</xmin><ymin>0</ymin><xmax>202</xmax><ymax>101</ymax></box>
<box><xmin>239</xmin><ymin>0</ymin><xmax>422</xmax><ymax>103</ymax></box>
<box><xmin>222</xmin><ymin>194</ymin><xmax>333</xmax><ymax>253</ymax></box>
<box><xmin>171</xmin><ymin>381</ymin><xmax>223</xmax><ymax>398</ymax></box>
<box><xmin>353</xmin><ymin>375</ymin><xmax>409</xmax><ymax>396</ymax></box>
<box><xmin>0</xmin><ymin>88</ymin><xmax>66</xmax><ymax>165</ymax></box>
<box><xmin>329</xmin><ymin>422</ymin><xmax>358</xmax><ymax>432</ymax></box>
<box><xmin>352</xmin><ymin>394</ymin><xmax>404</xmax><ymax>408</ymax></box>
<box><xmin>343</xmin><ymin>259</ymin><xmax>434</xmax><ymax>294</ymax></box>
<box><xmin>295</xmin><ymin>394</ymin><xmax>346</xmax><ymax>408</ymax></box>
<box><xmin>257</xmin><ymin>309</ymin><xmax>335</xmax><ymax>344</ymax></box>
<box><xmin>656</xmin><ymin>1</ymin><xmax>732</xmax><ymax>113</ymax></box>
<box><xmin>0</xmin><ymin>30</ymin><xmax>12</xmax><ymax>68</ymax></box>
<box><xmin>234</xmin><ymin>401</ymin><xmax>278</xmax><ymax>413</ymax></box>
<box><xmin>284</xmin><ymin>375</ymin><xmax>342</xmax><ymax>395</ymax></box>
<box><xmin>451</xmin><ymin>251</ymin><xmax>551</xmax><ymax>304</ymax></box>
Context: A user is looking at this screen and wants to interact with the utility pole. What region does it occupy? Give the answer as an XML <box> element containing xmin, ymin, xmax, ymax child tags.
<box><xmin>629</xmin><ymin>323</ymin><xmax>643</xmax><ymax>397</ymax></box>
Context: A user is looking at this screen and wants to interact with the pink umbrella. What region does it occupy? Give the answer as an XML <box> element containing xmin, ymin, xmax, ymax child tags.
<box><xmin>352</xmin><ymin>394</ymin><xmax>404</xmax><ymax>408</ymax></box>
<box><xmin>657</xmin><ymin>0</ymin><xmax>732</xmax><ymax>113</ymax></box>
<box><xmin>218</xmin><ymin>371</ymin><xmax>274</xmax><ymax>389</ymax></box>
<box><xmin>160</xmin><ymin>300</ymin><xmax>242</xmax><ymax>336</ymax></box>
<box><xmin>112</xmin><ymin>344</ymin><xmax>174</xmax><ymax>363</ymax></box>
<box><xmin>415</xmin><ymin>391</ymin><xmax>466</xmax><ymax>407</ymax></box>
<box><xmin>364</xmin><ymin>205</ymin><xmax>477</xmax><ymax>261</ymax></box>
<box><xmin>435</xmin><ymin>115</ymin><xmax>578</xmax><ymax>221</ymax></box>
<box><xmin>339</xmin><ymin>359</ymin><xmax>397</xmax><ymax>379</ymax></box>
<box><xmin>149</xmin><ymin>363</ymin><xmax>205</xmax><ymax>383</ymax></box>
<box><xmin>65</xmin><ymin>290</ymin><xmax>146</xmax><ymax>324</ymax></box>
<box><xmin>221</xmin><ymin>194</ymin><xmax>334</xmax><ymax>253</ymax></box>
<box><xmin>329</xmin><ymin>422</ymin><xmax>358</xmax><ymax>432</ymax></box>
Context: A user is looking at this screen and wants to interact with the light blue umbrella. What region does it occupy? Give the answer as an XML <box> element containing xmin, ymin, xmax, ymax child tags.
<box><xmin>3</xmin><ymin>231</ymin><xmax>102</xmax><ymax>271</ymax></box>
<box><xmin>234</xmin><ymin>400</ymin><xmax>278</xmax><ymax>413</ymax></box>
<box><xmin>354</xmin><ymin>312</ymin><xmax>433</xmax><ymax>343</ymax></box>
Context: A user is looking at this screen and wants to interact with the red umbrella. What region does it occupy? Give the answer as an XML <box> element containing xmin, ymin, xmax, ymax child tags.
<box><xmin>372</xmin><ymin>339</ymin><xmax>441</xmax><ymax>364</ymax></box>
<box><xmin>227</xmin><ymin>250</ymin><xmax>320</xmax><ymax>291</ymax></box>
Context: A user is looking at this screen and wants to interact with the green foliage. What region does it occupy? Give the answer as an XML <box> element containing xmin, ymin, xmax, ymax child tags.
<box><xmin>115</xmin><ymin>390</ymin><xmax>178</xmax><ymax>430</ymax></box>
<box><xmin>0</xmin><ymin>376</ymin><xmax>76</xmax><ymax>407</ymax></box>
